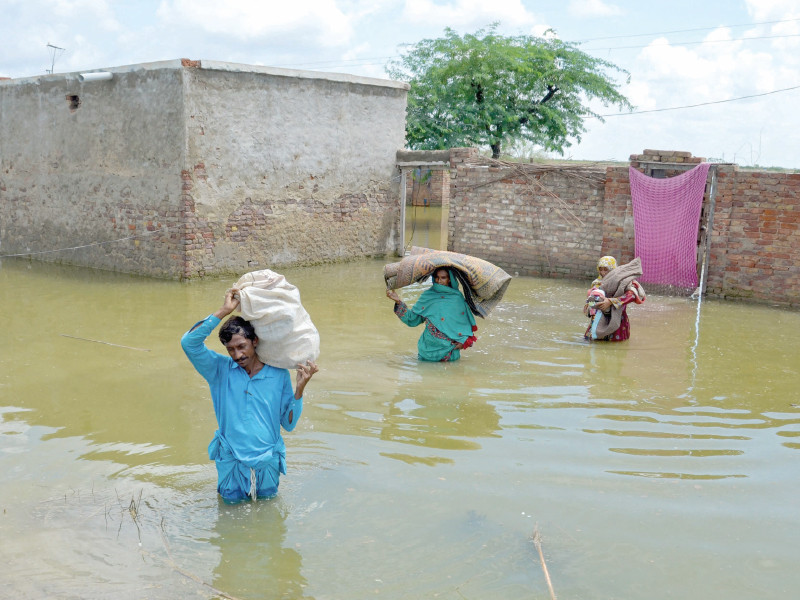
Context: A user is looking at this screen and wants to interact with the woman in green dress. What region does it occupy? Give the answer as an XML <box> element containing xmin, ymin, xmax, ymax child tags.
<box><xmin>386</xmin><ymin>267</ymin><xmax>477</xmax><ymax>362</ymax></box>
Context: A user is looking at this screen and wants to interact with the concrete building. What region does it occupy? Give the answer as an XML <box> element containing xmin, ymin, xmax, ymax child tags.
<box><xmin>0</xmin><ymin>59</ymin><xmax>409</xmax><ymax>279</ymax></box>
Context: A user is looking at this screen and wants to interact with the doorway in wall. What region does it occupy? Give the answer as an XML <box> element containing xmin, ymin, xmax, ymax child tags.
<box><xmin>402</xmin><ymin>166</ymin><xmax>448</xmax><ymax>254</ymax></box>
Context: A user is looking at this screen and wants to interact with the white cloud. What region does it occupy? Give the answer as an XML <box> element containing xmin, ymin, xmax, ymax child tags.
<box><xmin>632</xmin><ymin>26</ymin><xmax>785</xmax><ymax>105</ymax></box>
<box><xmin>0</xmin><ymin>0</ymin><xmax>124</xmax><ymax>76</ymax></box>
<box><xmin>155</xmin><ymin>0</ymin><xmax>354</xmax><ymax>46</ymax></box>
<box><xmin>50</xmin><ymin>0</ymin><xmax>121</xmax><ymax>31</ymax></box>
<box><xmin>569</xmin><ymin>6</ymin><xmax>800</xmax><ymax>168</ymax></box>
<box><xmin>400</xmin><ymin>0</ymin><xmax>539</xmax><ymax>29</ymax></box>
<box><xmin>745</xmin><ymin>0</ymin><xmax>800</xmax><ymax>21</ymax></box>
<box><xmin>342</xmin><ymin>42</ymin><xmax>371</xmax><ymax>61</ymax></box>
<box><xmin>623</xmin><ymin>80</ymin><xmax>657</xmax><ymax>111</ymax></box>
<box><xmin>568</xmin><ymin>0</ymin><xmax>623</xmax><ymax>18</ymax></box>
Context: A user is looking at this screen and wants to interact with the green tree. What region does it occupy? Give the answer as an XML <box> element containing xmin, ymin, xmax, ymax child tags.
<box><xmin>387</xmin><ymin>25</ymin><xmax>633</xmax><ymax>159</ymax></box>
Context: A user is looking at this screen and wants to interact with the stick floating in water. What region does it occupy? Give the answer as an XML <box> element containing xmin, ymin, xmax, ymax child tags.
<box><xmin>533</xmin><ymin>524</ymin><xmax>557</xmax><ymax>600</ymax></box>
<box><xmin>60</xmin><ymin>334</ymin><xmax>150</xmax><ymax>352</ymax></box>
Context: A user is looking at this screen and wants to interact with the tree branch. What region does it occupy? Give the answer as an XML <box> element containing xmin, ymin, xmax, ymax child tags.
<box><xmin>519</xmin><ymin>85</ymin><xmax>560</xmax><ymax>126</ymax></box>
<box><xmin>471</xmin><ymin>80</ymin><xmax>484</xmax><ymax>104</ymax></box>
<box><xmin>540</xmin><ymin>84</ymin><xmax>559</xmax><ymax>104</ymax></box>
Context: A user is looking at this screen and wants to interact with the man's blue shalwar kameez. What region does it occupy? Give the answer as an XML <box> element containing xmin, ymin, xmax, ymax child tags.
<box><xmin>181</xmin><ymin>315</ymin><xmax>302</xmax><ymax>502</ymax></box>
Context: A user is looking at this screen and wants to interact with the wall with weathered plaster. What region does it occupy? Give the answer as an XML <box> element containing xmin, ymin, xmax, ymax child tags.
<box><xmin>0</xmin><ymin>59</ymin><xmax>408</xmax><ymax>279</ymax></box>
<box><xmin>0</xmin><ymin>62</ymin><xmax>186</xmax><ymax>277</ymax></box>
<box><xmin>180</xmin><ymin>61</ymin><xmax>407</xmax><ymax>278</ymax></box>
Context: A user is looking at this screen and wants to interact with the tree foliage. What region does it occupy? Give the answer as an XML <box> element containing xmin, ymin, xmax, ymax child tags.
<box><xmin>387</xmin><ymin>25</ymin><xmax>633</xmax><ymax>158</ymax></box>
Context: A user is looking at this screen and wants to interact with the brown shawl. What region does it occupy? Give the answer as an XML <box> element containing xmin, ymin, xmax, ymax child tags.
<box><xmin>592</xmin><ymin>257</ymin><xmax>643</xmax><ymax>339</ymax></box>
<box><xmin>384</xmin><ymin>247</ymin><xmax>511</xmax><ymax>318</ymax></box>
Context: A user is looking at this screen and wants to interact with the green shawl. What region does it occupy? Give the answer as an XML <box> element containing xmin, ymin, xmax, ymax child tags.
<box><xmin>412</xmin><ymin>270</ymin><xmax>478</xmax><ymax>347</ymax></box>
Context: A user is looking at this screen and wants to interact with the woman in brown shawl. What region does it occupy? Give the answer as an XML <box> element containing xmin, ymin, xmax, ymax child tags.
<box><xmin>584</xmin><ymin>256</ymin><xmax>646</xmax><ymax>341</ymax></box>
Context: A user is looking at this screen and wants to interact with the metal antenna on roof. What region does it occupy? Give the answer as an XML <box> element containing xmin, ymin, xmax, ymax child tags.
<box><xmin>46</xmin><ymin>43</ymin><xmax>65</xmax><ymax>74</ymax></box>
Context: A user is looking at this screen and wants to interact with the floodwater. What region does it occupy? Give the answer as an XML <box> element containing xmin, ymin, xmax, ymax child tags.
<box><xmin>404</xmin><ymin>204</ymin><xmax>444</xmax><ymax>251</ymax></box>
<box><xmin>1</xmin><ymin>252</ymin><xmax>799</xmax><ymax>600</ymax></box>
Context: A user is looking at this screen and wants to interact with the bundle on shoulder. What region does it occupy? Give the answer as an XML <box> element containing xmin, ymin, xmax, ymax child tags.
<box><xmin>233</xmin><ymin>270</ymin><xmax>320</xmax><ymax>369</ymax></box>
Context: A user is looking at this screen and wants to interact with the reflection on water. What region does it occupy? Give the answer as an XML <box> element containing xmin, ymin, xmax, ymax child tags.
<box><xmin>1</xmin><ymin>257</ymin><xmax>799</xmax><ymax>599</ymax></box>
<box><xmin>211</xmin><ymin>499</ymin><xmax>307</xmax><ymax>599</ymax></box>
<box><xmin>405</xmin><ymin>204</ymin><xmax>443</xmax><ymax>250</ymax></box>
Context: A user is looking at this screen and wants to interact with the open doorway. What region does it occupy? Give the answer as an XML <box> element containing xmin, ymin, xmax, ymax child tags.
<box><xmin>401</xmin><ymin>165</ymin><xmax>450</xmax><ymax>254</ymax></box>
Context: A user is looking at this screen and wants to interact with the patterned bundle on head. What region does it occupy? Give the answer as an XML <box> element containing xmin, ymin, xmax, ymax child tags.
<box><xmin>384</xmin><ymin>247</ymin><xmax>511</xmax><ymax>318</ymax></box>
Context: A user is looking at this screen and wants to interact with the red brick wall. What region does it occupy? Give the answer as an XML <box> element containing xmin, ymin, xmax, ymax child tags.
<box><xmin>444</xmin><ymin>148</ymin><xmax>800</xmax><ymax>308</ymax></box>
<box><xmin>448</xmin><ymin>148</ymin><xmax>607</xmax><ymax>278</ymax></box>
<box><xmin>705</xmin><ymin>168</ymin><xmax>800</xmax><ymax>304</ymax></box>
<box><xmin>404</xmin><ymin>167</ymin><xmax>449</xmax><ymax>206</ymax></box>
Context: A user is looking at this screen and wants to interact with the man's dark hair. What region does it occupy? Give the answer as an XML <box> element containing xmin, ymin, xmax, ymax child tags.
<box><xmin>219</xmin><ymin>316</ymin><xmax>258</xmax><ymax>344</ymax></box>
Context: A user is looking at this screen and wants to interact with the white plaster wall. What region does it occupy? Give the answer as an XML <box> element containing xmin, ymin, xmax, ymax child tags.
<box><xmin>0</xmin><ymin>62</ymin><xmax>186</xmax><ymax>276</ymax></box>
<box><xmin>0</xmin><ymin>60</ymin><xmax>409</xmax><ymax>278</ymax></box>
<box><xmin>182</xmin><ymin>62</ymin><xmax>408</xmax><ymax>273</ymax></box>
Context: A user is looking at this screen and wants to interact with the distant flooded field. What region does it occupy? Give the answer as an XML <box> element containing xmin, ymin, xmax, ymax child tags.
<box><xmin>1</xmin><ymin>256</ymin><xmax>798</xmax><ymax>600</ymax></box>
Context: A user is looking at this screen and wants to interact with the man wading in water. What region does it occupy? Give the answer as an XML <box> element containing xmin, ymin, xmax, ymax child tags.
<box><xmin>181</xmin><ymin>288</ymin><xmax>318</xmax><ymax>502</ymax></box>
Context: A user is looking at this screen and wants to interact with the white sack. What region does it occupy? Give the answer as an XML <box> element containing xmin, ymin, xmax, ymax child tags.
<box><xmin>233</xmin><ymin>270</ymin><xmax>320</xmax><ymax>369</ymax></box>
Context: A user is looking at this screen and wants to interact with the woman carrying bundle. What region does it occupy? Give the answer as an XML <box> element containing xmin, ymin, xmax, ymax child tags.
<box><xmin>584</xmin><ymin>255</ymin><xmax>646</xmax><ymax>342</ymax></box>
<box><xmin>386</xmin><ymin>267</ymin><xmax>477</xmax><ymax>361</ymax></box>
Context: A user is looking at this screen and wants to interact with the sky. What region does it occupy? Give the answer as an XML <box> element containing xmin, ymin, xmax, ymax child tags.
<box><xmin>2</xmin><ymin>0</ymin><xmax>800</xmax><ymax>168</ymax></box>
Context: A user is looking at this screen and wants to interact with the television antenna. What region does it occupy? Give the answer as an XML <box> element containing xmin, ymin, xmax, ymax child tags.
<box><xmin>46</xmin><ymin>43</ymin><xmax>65</xmax><ymax>74</ymax></box>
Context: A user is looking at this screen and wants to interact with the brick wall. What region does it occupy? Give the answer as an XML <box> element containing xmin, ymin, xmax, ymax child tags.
<box><xmin>404</xmin><ymin>167</ymin><xmax>449</xmax><ymax>206</ymax></box>
<box><xmin>448</xmin><ymin>148</ymin><xmax>607</xmax><ymax>278</ymax></box>
<box><xmin>0</xmin><ymin>65</ymin><xmax>187</xmax><ymax>278</ymax></box>
<box><xmin>442</xmin><ymin>148</ymin><xmax>800</xmax><ymax>308</ymax></box>
<box><xmin>705</xmin><ymin>168</ymin><xmax>800</xmax><ymax>303</ymax></box>
<box><xmin>181</xmin><ymin>64</ymin><xmax>407</xmax><ymax>279</ymax></box>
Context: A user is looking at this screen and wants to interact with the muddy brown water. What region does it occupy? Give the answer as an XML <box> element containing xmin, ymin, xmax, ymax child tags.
<box><xmin>1</xmin><ymin>252</ymin><xmax>798</xmax><ymax>600</ymax></box>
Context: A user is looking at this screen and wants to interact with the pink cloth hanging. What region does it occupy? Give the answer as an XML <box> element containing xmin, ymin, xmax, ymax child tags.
<box><xmin>629</xmin><ymin>163</ymin><xmax>711</xmax><ymax>288</ymax></box>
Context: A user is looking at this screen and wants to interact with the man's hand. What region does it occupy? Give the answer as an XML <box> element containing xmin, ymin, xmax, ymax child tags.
<box><xmin>294</xmin><ymin>360</ymin><xmax>319</xmax><ymax>399</ymax></box>
<box><xmin>213</xmin><ymin>288</ymin><xmax>240</xmax><ymax>319</ymax></box>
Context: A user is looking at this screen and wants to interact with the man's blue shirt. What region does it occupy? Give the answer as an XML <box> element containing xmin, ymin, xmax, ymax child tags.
<box><xmin>181</xmin><ymin>315</ymin><xmax>302</xmax><ymax>471</ymax></box>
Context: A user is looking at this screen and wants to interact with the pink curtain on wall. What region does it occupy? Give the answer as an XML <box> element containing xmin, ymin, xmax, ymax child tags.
<box><xmin>629</xmin><ymin>163</ymin><xmax>711</xmax><ymax>288</ymax></box>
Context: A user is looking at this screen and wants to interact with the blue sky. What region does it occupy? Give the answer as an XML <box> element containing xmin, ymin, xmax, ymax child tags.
<box><xmin>2</xmin><ymin>0</ymin><xmax>800</xmax><ymax>168</ymax></box>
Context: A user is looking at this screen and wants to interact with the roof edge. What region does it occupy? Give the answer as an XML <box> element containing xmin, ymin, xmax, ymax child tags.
<box><xmin>197</xmin><ymin>59</ymin><xmax>409</xmax><ymax>90</ymax></box>
<box><xmin>0</xmin><ymin>58</ymin><xmax>410</xmax><ymax>91</ymax></box>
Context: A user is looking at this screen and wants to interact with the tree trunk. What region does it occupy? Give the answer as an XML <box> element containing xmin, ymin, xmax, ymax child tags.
<box><xmin>490</xmin><ymin>142</ymin><xmax>501</xmax><ymax>159</ymax></box>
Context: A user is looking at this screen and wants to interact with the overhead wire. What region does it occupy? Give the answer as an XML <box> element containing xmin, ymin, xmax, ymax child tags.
<box><xmin>268</xmin><ymin>16</ymin><xmax>800</xmax><ymax>73</ymax></box>
<box><xmin>591</xmin><ymin>84</ymin><xmax>800</xmax><ymax>118</ymax></box>
<box><xmin>576</xmin><ymin>16</ymin><xmax>800</xmax><ymax>43</ymax></box>
<box><xmin>583</xmin><ymin>32</ymin><xmax>800</xmax><ymax>52</ymax></box>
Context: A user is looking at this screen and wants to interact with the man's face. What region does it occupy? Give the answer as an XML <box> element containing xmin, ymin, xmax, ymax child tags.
<box><xmin>225</xmin><ymin>334</ymin><xmax>259</xmax><ymax>372</ymax></box>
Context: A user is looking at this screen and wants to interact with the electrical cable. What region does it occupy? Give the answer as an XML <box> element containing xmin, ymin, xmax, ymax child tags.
<box><xmin>591</xmin><ymin>84</ymin><xmax>800</xmax><ymax>118</ymax></box>
<box><xmin>584</xmin><ymin>32</ymin><xmax>800</xmax><ymax>52</ymax></box>
<box><xmin>576</xmin><ymin>16</ymin><xmax>800</xmax><ymax>43</ymax></box>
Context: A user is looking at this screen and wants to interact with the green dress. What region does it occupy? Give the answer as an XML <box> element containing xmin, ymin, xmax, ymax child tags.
<box><xmin>393</xmin><ymin>270</ymin><xmax>478</xmax><ymax>362</ymax></box>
